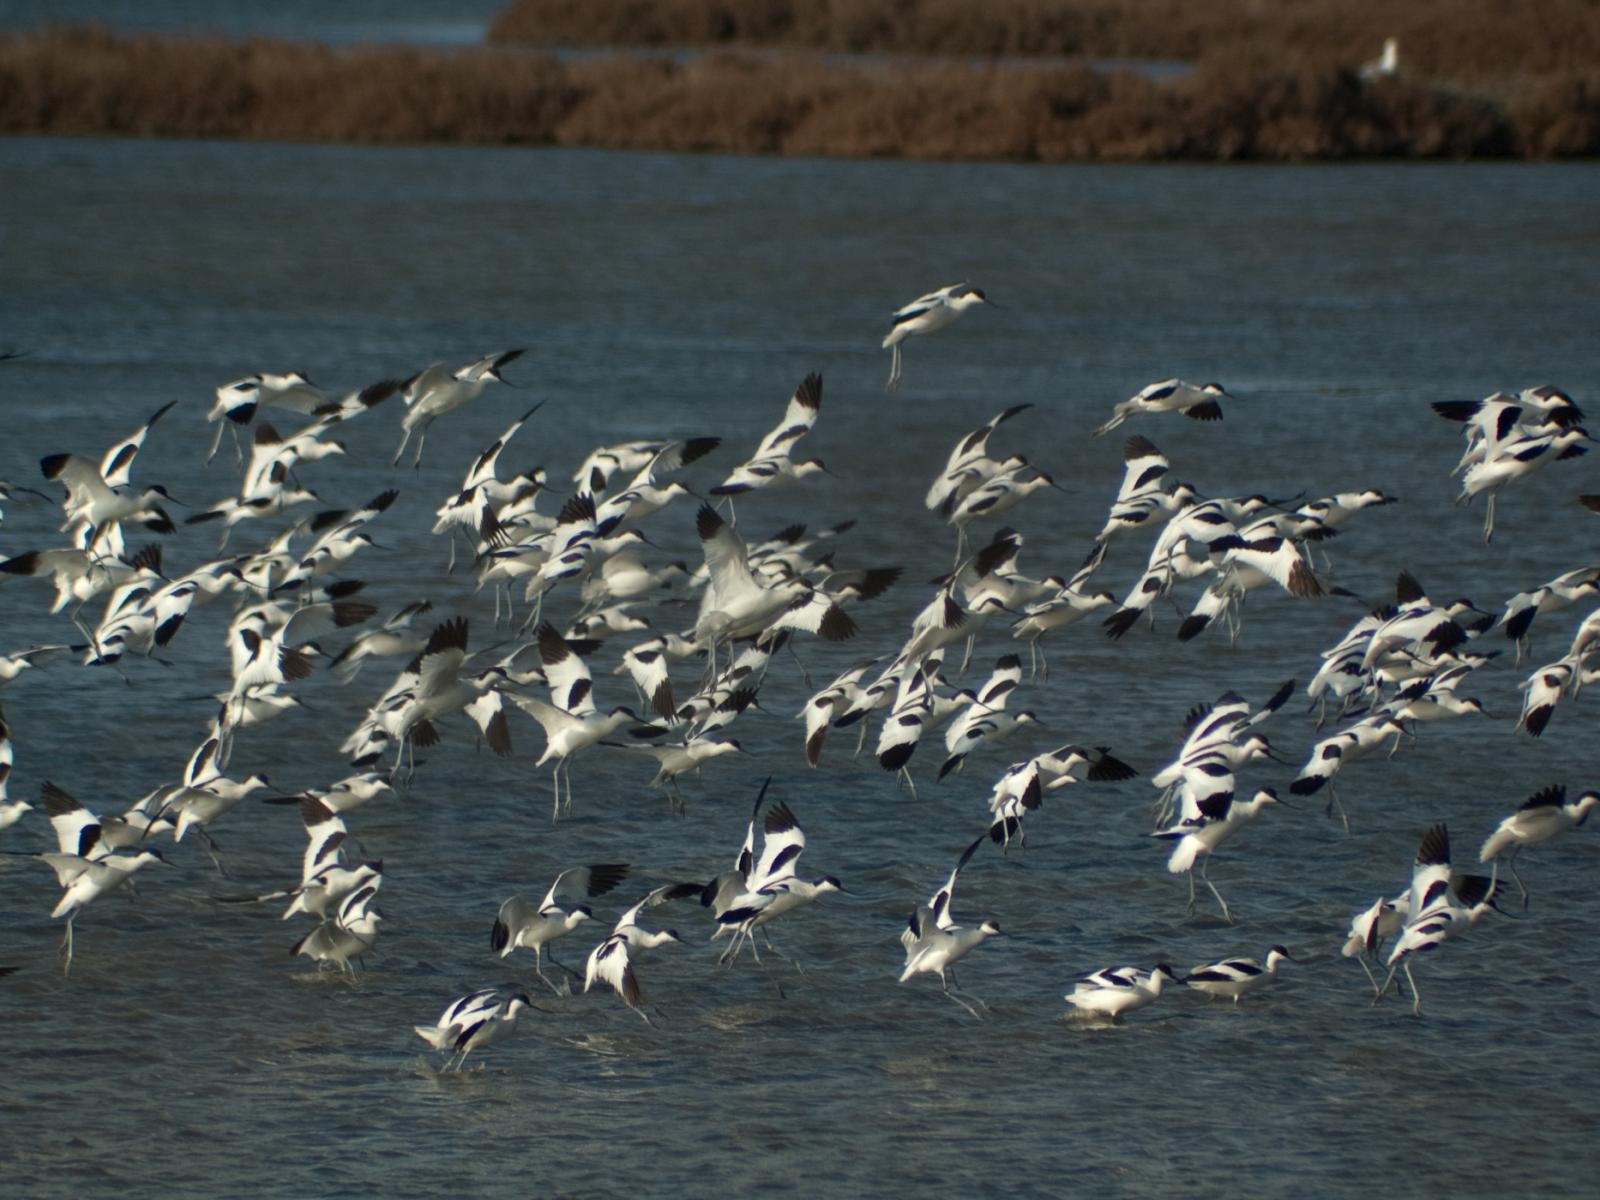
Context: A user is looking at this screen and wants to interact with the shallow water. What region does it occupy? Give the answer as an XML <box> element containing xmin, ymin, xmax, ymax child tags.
<box><xmin>2</xmin><ymin>137</ymin><xmax>1600</xmax><ymax>1196</ymax></box>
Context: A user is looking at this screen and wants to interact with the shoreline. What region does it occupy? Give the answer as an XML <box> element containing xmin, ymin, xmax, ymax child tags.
<box><xmin>1</xmin><ymin>26</ymin><xmax>1595</xmax><ymax>161</ymax></box>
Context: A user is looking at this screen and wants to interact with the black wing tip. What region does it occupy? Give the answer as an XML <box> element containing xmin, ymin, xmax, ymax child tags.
<box><xmin>696</xmin><ymin>503</ymin><xmax>725</xmax><ymax>540</ymax></box>
<box><xmin>1102</xmin><ymin>608</ymin><xmax>1140</xmax><ymax>640</ymax></box>
<box><xmin>1396</xmin><ymin>570</ymin><xmax>1425</xmax><ymax>605</ymax></box>
<box><xmin>1416</xmin><ymin>823</ymin><xmax>1451</xmax><ymax>867</ymax></box>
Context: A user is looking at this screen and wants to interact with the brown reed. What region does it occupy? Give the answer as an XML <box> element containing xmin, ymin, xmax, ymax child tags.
<box><xmin>488</xmin><ymin>0</ymin><xmax>1600</xmax><ymax>87</ymax></box>
<box><xmin>0</xmin><ymin>26</ymin><xmax>1595</xmax><ymax>160</ymax></box>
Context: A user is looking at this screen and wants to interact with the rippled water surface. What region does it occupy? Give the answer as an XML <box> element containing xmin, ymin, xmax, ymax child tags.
<box><xmin>3</xmin><ymin>137</ymin><xmax>1600</xmax><ymax>1197</ymax></box>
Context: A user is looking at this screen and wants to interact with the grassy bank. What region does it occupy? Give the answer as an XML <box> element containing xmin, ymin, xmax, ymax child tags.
<box><xmin>488</xmin><ymin>0</ymin><xmax>1600</xmax><ymax>87</ymax></box>
<box><xmin>1</xmin><ymin>26</ymin><xmax>1596</xmax><ymax>159</ymax></box>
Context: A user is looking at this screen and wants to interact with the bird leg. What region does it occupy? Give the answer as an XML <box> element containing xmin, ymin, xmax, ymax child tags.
<box><xmin>545</xmin><ymin>947</ymin><xmax>584</xmax><ymax>984</ymax></box>
<box><xmin>940</xmin><ymin>974</ymin><xmax>982</xmax><ymax>1018</ymax></box>
<box><xmin>1483</xmin><ymin>494</ymin><xmax>1495</xmax><ymax>545</ymax></box>
<box><xmin>1325</xmin><ymin>784</ymin><xmax>1351</xmax><ymax>834</ymax></box>
<box><xmin>898</xmin><ymin>766</ymin><xmax>919</xmax><ymax>801</ymax></box>
<box><xmin>1185</xmin><ymin>870</ymin><xmax>1198</xmax><ymax>915</ymax></box>
<box><xmin>60</xmin><ymin>915</ymin><xmax>75</xmax><ymax>975</ymax></box>
<box><xmin>1201</xmin><ymin>859</ymin><xmax>1233</xmax><ymax>924</ymax></box>
<box><xmin>1355</xmin><ymin>955</ymin><xmax>1383</xmax><ymax>997</ymax></box>
<box><xmin>1507</xmin><ymin>847</ymin><xmax>1528</xmax><ymax>909</ymax></box>
<box><xmin>759</xmin><ymin>927</ymin><xmax>805</xmax><ymax>976</ymax></box>
<box><xmin>958</xmin><ymin>634</ymin><xmax>976</xmax><ymax>677</ymax></box>
<box><xmin>886</xmin><ymin>344</ymin><xmax>902</xmax><ymax>392</ymax></box>
<box><xmin>784</xmin><ymin>639</ymin><xmax>814</xmax><ymax>690</ymax></box>
<box><xmin>1404</xmin><ymin>963</ymin><xmax>1423</xmax><ymax>1016</ymax></box>
<box><xmin>196</xmin><ymin>827</ymin><xmax>230</xmax><ymax>877</ymax></box>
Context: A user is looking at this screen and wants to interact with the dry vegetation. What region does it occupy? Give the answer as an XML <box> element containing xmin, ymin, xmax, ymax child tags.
<box><xmin>0</xmin><ymin>24</ymin><xmax>1597</xmax><ymax>160</ymax></box>
<box><xmin>489</xmin><ymin>0</ymin><xmax>1600</xmax><ymax>87</ymax></box>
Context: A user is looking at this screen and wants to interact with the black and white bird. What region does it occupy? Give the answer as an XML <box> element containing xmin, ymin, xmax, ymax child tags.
<box><xmin>1092</xmin><ymin>379</ymin><xmax>1228</xmax><ymax>437</ymax></box>
<box><xmin>882</xmin><ymin>282</ymin><xmax>991</xmax><ymax>390</ymax></box>
<box><xmin>1288</xmin><ymin>713</ymin><xmax>1407</xmax><ymax>830</ymax></box>
<box><xmin>510</xmin><ymin>623</ymin><xmax>642</xmax><ymax>821</ymax></box>
<box><xmin>291</xmin><ymin>877</ymin><xmax>383</xmax><ymax>974</ymax></box>
<box><xmin>926</xmin><ymin>404</ymin><xmax>1031</xmax><ymax>517</ymax></box>
<box><xmin>1455</xmin><ymin>424</ymin><xmax>1592</xmax><ymax>543</ymax></box>
<box><xmin>583</xmin><ymin>882</ymin><xmax>701</xmax><ymax>1025</ymax></box>
<box><xmin>40</xmin><ymin>401</ymin><xmax>179</xmax><ymax>549</ymax></box>
<box><xmin>712</xmin><ymin>796</ymin><xmax>841</xmax><ymax>967</ymax></box>
<box><xmin>1155</xmin><ymin>787</ymin><xmax>1284</xmax><ymax>923</ymax></box>
<box><xmin>899</xmin><ymin>834</ymin><xmax>1005</xmax><ymax>1018</ymax></box>
<box><xmin>1479</xmin><ymin>785</ymin><xmax>1598</xmax><ymax>905</ymax></box>
<box><xmin>711</xmin><ymin>373</ymin><xmax>827</xmax><ymax>512</ymax></box>
<box><xmin>1184</xmin><ymin>946</ymin><xmax>1293</xmax><ymax>1003</ymax></box>
<box><xmin>1494</xmin><ymin>567</ymin><xmax>1600</xmax><ymax>662</ymax></box>
<box><xmin>1515</xmin><ymin>654</ymin><xmax>1592</xmax><ymax>738</ymax></box>
<box><xmin>394</xmin><ymin>349</ymin><xmax>524</xmax><ymax>468</ymax></box>
<box><xmin>1065</xmin><ymin>964</ymin><xmax>1182</xmax><ymax>1021</ymax></box>
<box><xmin>414</xmin><ymin>989</ymin><xmax>536</xmax><ymax>1071</ymax></box>
<box><xmin>1377</xmin><ymin>823</ymin><xmax>1502</xmax><ymax>1016</ymax></box>
<box><xmin>39</xmin><ymin>780</ymin><xmax>171</xmax><ymax>972</ymax></box>
<box><xmin>492</xmin><ymin>862</ymin><xmax>631</xmax><ymax>990</ymax></box>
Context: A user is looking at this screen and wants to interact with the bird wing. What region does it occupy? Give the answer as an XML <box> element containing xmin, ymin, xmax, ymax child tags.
<box><xmin>754</xmin><ymin>373</ymin><xmax>823</xmax><ymax>458</ymax></box>
<box><xmin>464</xmin><ymin>689</ymin><xmax>513</xmax><ymax>756</ymax></box>
<box><xmin>928</xmin><ymin>834</ymin><xmax>985</xmax><ymax>932</ymax></box>
<box><xmin>492</xmin><ymin>895</ymin><xmax>539</xmax><ymax>952</ymax></box>
<box><xmin>943</xmin><ymin>404</ymin><xmax>1033</xmax><ymax>474</ymax></box>
<box><xmin>538</xmin><ymin>623</ymin><xmax>598</xmax><ymax>714</ymax></box>
<box><xmin>696</xmin><ymin>504</ymin><xmax>758</xmax><ymax>608</ymax></box>
<box><xmin>99</xmin><ymin>401</ymin><xmax>176</xmax><ymax>488</ymax></box>
<box><xmin>297</xmin><ymin>795</ymin><xmax>346</xmax><ymax>878</ymax></box>
<box><xmin>890</xmin><ymin>284</ymin><xmax>958</xmax><ymax>322</ymax></box>
<box><xmin>1409</xmin><ymin>823</ymin><xmax>1454</xmax><ymax>913</ymax></box>
<box><xmin>586</xmin><ymin>935</ymin><xmax>642</xmax><ymax>1004</ymax></box>
<box><xmin>41</xmin><ymin>780</ymin><xmax>104</xmax><ymax>858</ymax></box>
<box><xmin>540</xmin><ymin>862</ymin><xmax>630</xmax><ymax>912</ymax></box>
<box><xmin>751</xmin><ymin>801</ymin><xmax>806</xmax><ymax>888</ymax></box>
<box><xmin>459</xmin><ymin>349</ymin><xmax>524</xmax><ymax>383</ymax></box>
<box><xmin>464</xmin><ymin>404</ymin><xmax>542</xmax><ymax>490</ymax></box>
<box><xmin>613</xmin><ymin>882</ymin><xmax>701</xmax><ymax>931</ymax></box>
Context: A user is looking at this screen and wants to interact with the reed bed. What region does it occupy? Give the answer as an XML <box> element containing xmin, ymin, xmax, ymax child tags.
<box><xmin>1</xmin><ymin>26</ymin><xmax>1596</xmax><ymax>159</ymax></box>
<box><xmin>489</xmin><ymin>0</ymin><xmax>1600</xmax><ymax>88</ymax></box>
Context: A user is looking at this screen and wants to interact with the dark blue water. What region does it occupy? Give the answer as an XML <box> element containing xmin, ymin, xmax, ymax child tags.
<box><xmin>2</xmin><ymin>135</ymin><xmax>1600</xmax><ymax>1196</ymax></box>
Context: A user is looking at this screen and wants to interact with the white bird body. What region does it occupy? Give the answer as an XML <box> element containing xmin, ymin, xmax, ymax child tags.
<box><xmin>415</xmin><ymin>990</ymin><xmax>534</xmax><ymax>1070</ymax></box>
<box><xmin>1092</xmin><ymin>379</ymin><xmax>1228</xmax><ymax>437</ymax></box>
<box><xmin>1456</xmin><ymin>425</ymin><xmax>1591</xmax><ymax>542</ymax></box>
<box><xmin>1184</xmin><ymin>947</ymin><xmax>1292</xmax><ymax>1003</ymax></box>
<box><xmin>711</xmin><ymin>373</ymin><xmax>826</xmax><ymax>501</ymax></box>
<box><xmin>1479</xmin><ymin>785</ymin><xmax>1597</xmax><ymax>903</ymax></box>
<box><xmin>1065</xmin><ymin>964</ymin><xmax>1180</xmax><ymax>1019</ymax></box>
<box><xmin>291</xmin><ymin>880</ymin><xmax>382</xmax><ymax>973</ymax></box>
<box><xmin>44</xmin><ymin>848</ymin><xmax>165</xmax><ymax>920</ymax></box>
<box><xmin>492</xmin><ymin>862</ymin><xmax>629</xmax><ymax>985</ymax></box>
<box><xmin>394</xmin><ymin>350</ymin><xmax>524</xmax><ymax>467</ymax></box>
<box><xmin>1360</xmin><ymin>37</ymin><xmax>1399</xmax><ymax>79</ymax></box>
<box><xmin>584</xmin><ymin>883</ymin><xmax>699</xmax><ymax>1023</ymax></box>
<box><xmin>882</xmin><ymin>283</ymin><xmax>990</xmax><ymax>389</ymax></box>
<box><xmin>926</xmin><ymin>405</ymin><xmax>1032</xmax><ymax>516</ymax></box>
<box><xmin>900</xmin><ymin>834</ymin><xmax>1003</xmax><ymax>1017</ymax></box>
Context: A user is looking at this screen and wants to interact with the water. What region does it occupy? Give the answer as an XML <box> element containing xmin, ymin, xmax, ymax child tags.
<box><xmin>3</xmin><ymin>136</ymin><xmax>1600</xmax><ymax>1196</ymax></box>
<box><xmin>0</xmin><ymin>1</ymin><xmax>506</xmax><ymax>46</ymax></box>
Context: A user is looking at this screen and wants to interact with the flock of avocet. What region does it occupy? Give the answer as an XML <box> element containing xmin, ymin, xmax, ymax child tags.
<box><xmin>1</xmin><ymin>286</ymin><xmax>1596</xmax><ymax>1069</ymax></box>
